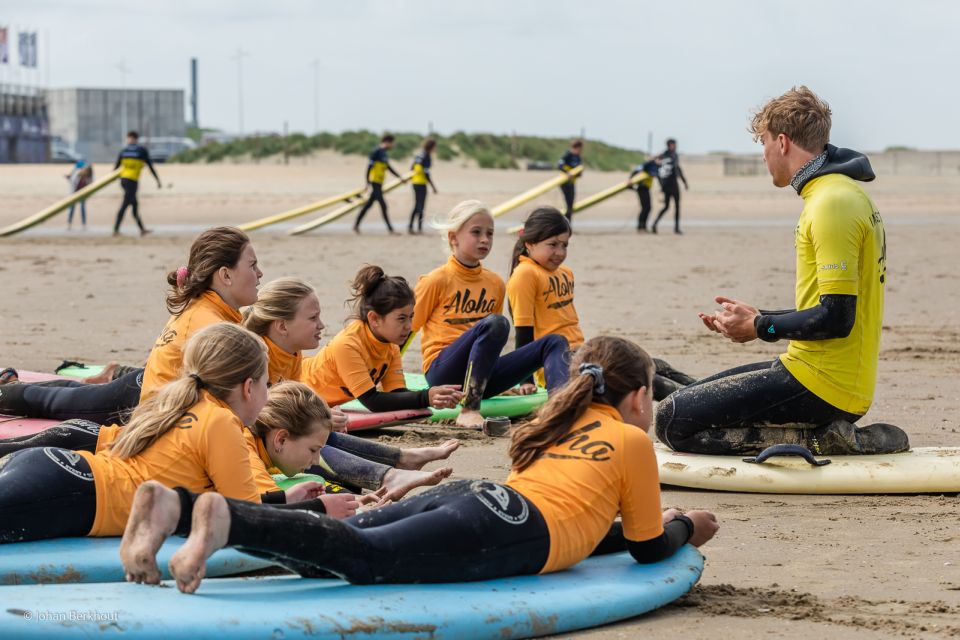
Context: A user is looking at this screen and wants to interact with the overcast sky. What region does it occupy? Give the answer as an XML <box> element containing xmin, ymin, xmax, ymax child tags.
<box><xmin>3</xmin><ymin>0</ymin><xmax>958</xmax><ymax>153</ymax></box>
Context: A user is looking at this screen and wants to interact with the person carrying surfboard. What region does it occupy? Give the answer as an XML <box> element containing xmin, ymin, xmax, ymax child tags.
<box><xmin>412</xmin><ymin>200</ymin><xmax>571</xmax><ymax>430</ymax></box>
<box><xmin>507</xmin><ymin>206</ymin><xmax>694</xmax><ymax>398</ymax></box>
<box><xmin>631</xmin><ymin>156</ymin><xmax>661</xmax><ymax>232</ymax></box>
<box><xmin>354</xmin><ymin>134</ymin><xmax>405</xmax><ymax>234</ymax></box>
<box><xmin>119</xmin><ymin>335</ymin><xmax>719</xmax><ymax>590</ymax></box>
<box><xmin>651</xmin><ymin>138</ymin><xmax>688</xmax><ymax>235</ymax></box>
<box><xmin>0</xmin><ymin>227</ymin><xmax>258</xmax><ymax>426</ymax></box>
<box><xmin>408</xmin><ymin>138</ymin><xmax>438</xmax><ymax>234</ymax></box>
<box><xmin>113</xmin><ymin>131</ymin><xmax>161</xmax><ymax>237</ymax></box>
<box><xmin>557</xmin><ymin>139</ymin><xmax>583</xmax><ymax>223</ymax></box>
<box><xmin>656</xmin><ymin>86</ymin><xmax>909</xmax><ymax>457</ymax></box>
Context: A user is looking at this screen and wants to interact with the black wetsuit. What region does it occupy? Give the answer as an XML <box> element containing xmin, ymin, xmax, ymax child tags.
<box><xmin>171</xmin><ymin>479</ymin><xmax>694</xmax><ymax>584</ymax></box>
<box><xmin>656</xmin><ymin>147</ymin><xmax>882</xmax><ymax>455</ymax></box>
<box><xmin>113</xmin><ymin>144</ymin><xmax>159</xmax><ymax>233</ymax></box>
<box><xmin>652</xmin><ymin>150</ymin><xmax>685</xmax><ymax>233</ymax></box>
<box><xmin>632</xmin><ymin>159</ymin><xmax>660</xmax><ymax>230</ymax></box>
<box><xmin>557</xmin><ymin>150</ymin><xmax>582</xmax><ymax>222</ymax></box>
<box><xmin>355</xmin><ymin>147</ymin><xmax>401</xmax><ymax>232</ymax></box>
<box><xmin>0</xmin><ymin>368</ymin><xmax>144</xmax><ymax>425</ymax></box>
<box><xmin>408</xmin><ymin>151</ymin><xmax>434</xmax><ymax>233</ymax></box>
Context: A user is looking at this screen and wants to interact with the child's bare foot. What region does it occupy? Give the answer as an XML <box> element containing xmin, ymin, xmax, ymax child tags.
<box><xmin>120</xmin><ymin>481</ymin><xmax>181</xmax><ymax>585</ymax></box>
<box><xmin>382</xmin><ymin>466</ymin><xmax>453</xmax><ymax>501</ymax></box>
<box><xmin>396</xmin><ymin>439</ymin><xmax>460</xmax><ymax>470</ymax></box>
<box><xmin>168</xmin><ymin>492</ymin><xmax>230</xmax><ymax>594</ymax></box>
<box><xmin>455</xmin><ymin>409</ymin><xmax>484</xmax><ymax>430</ymax></box>
<box><xmin>81</xmin><ymin>361</ymin><xmax>118</xmax><ymax>385</ymax></box>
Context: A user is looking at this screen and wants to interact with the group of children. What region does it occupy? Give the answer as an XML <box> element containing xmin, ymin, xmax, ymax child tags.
<box><xmin>0</xmin><ymin>198</ymin><xmax>718</xmax><ymax>591</ymax></box>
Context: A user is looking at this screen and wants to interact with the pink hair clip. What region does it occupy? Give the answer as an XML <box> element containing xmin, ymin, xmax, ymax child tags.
<box><xmin>176</xmin><ymin>266</ymin><xmax>190</xmax><ymax>288</ymax></box>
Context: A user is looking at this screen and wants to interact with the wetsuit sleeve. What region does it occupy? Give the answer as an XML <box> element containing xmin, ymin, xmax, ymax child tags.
<box><xmin>262</xmin><ymin>491</ymin><xmax>286</xmax><ymax>504</ymax></box>
<box><xmin>620</xmin><ymin>430</ymin><xmax>665</xmax><ymax>544</ymax></box>
<box><xmin>387</xmin><ymin>162</ymin><xmax>402</xmax><ymax>179</ymax></box>
<box><xmin>204</xmin><ymin>418</ymin><xmax>262</xmax><ymax>503</ymax></box>
<box><xmin>677</xmin><ymin>162</ymin><xmax>687</xmax><ymax>185</ymax></box>
<box><xmin>412</xmin><ymin>274</ymin><xmax>440</xmax><ymax>334</ymax></box>
<box><xmin>142</xmin><ymin>148</ymin><xmax>160</xmax><ymax>182</ymax></box>
<box><xmin>625</xmin><ymin>516</ymin><xmax>693</xmax><ymax>564</ymax></box>
<box><xmin>355</xmin><ymin>387</ymin><xmax>429</xmax><ymax>411</ymax></box>
<box><xmin>114</xmin><ymin>152</ymin><xmax>122</xmax><ymax>170</ymax></box>
<box><xmin>755</xmin><ymin>294</ymin><xmax>856</xmax><ymax>342</ymax></box>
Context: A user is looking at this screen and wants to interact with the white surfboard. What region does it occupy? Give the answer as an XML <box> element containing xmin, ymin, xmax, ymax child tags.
<box><xmin>655</xmin><ymin>443</ymin><xmax>960</xmax><ymax>494</ymax></box>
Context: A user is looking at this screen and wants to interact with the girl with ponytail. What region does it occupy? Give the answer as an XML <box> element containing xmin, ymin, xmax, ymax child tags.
<box><xmin>244</xmin><ymin>277</ymin><xmax>460</xmax><ymax>500</ymax></box>
<box><xmin>0</xmin><ymin>226</ymin><xmax>261</xmax><ymax>427</ymax></box>
<box><xmin>120</xmin><ymin>336</ymin><xmax>718</xmax><ymax>593</ymax></box>
<box><xmin>0</xmin><ymin>323</ymin><xmax>269</xmax><ymax>543</ymax></box>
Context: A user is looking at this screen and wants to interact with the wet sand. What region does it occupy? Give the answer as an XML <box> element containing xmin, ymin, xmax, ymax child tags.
<box><xmin>1</xmin><ymin>158</ymin><xmax>958</xmax><ymax>638</ymax></box>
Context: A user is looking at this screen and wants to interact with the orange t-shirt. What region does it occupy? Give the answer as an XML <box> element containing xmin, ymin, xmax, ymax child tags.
<box><xmin>505</xmin><ymin>403</ymin><xmax>663</xmax><ymax>574</ymax></box>
<box><xmin>507</xmin><ymin>256</ymin><xmax>584</xmax><ymax>350</ymax></box>
<box><xmin>264</xmin><ymin>336</ymin><xmax>303</xmax><ymax>385</ymax></box>
<box><xmin>242</xmin><ymin>428</ymin><xmax>283</xmax><ymax>494</ymax></box>
<box><xmin>79</xmin><ymin>391</ymin><xmax>261</xmax><ymax>536</ymax></box>
<box><xmin>301</xmin><ymin>320</ymin><xmax>406</xmax><ymax>407</ymax></box>
<box><xmin>141</xmin><ymin>291</ymin><xmax>241</xmax><ymax>401</ymax></box>
<box><xmin>412</xmin><ymin>255</ymin><xmax>505</xmax><ymax>373</ymax></box>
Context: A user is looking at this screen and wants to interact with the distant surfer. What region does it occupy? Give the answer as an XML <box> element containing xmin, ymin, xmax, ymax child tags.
<box><xmin>354</xmin><ymin>134</ymin><xmax>405</xmax><ymax>234</ymax></box>
<box><xmin>113</xmin><ymin>131</ymin><xmax>161</xmax><ymax>237</ymax></box>
<box><xmin>408</xmin><ymin>138</ymin><xmax>438</xmax><ymax>234</ymax></box>
<box><xmin>630</xmin><ymin>155</ymin><xmax>661</xmax><ymax>232</ymax></box>
<box><xmin>651</xmin><ymin>138</ymin><xmax>687</xmax><ymax>235</ymax></box>
<box><xmin>557</xmin><ymin>139</ymin><xmax>583</xmax><ymax>224</ymax></box>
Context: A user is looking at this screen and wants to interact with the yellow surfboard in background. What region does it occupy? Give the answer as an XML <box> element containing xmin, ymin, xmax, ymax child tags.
<box><xmin>0</xmin><ymin>169</ymin><xmax>123</xmax><ymax>237</ymax></box>
<box><xmin>289</xmin><ymin>173</ymin><xmax>413</xmax><ymax>236</ymax></box>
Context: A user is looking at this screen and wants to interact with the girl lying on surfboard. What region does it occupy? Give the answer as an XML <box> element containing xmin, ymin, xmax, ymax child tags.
<box><xmin>507</xmin><ymin>206</ymin><xmax>695</xmax><ymax>399</ymax></box>
<box><xmin>119</xmin><ymin>335</ymin><xmax>719</xmax><ymax>591</ymax></box>
<box><xmin>0</xmin><ymin>277</ymin><xmax>460</xmax><ymax>501</ymax></box>
<box><xmin>0</xmin><ymin>226</ymin><xmax>260</xmax><ymax>425</ymax></box>
<box><xmin>0</xmin><ymin>323</ymin><xmax>330</xmax><ymax>543</ymax></box>
<box><xmin>301</xmin><ymin>264</ymin><xmax>463</xmax><ymax>413</ymax></box>
<box><xmin>411</xmin><ymin>200</ymin><xmax>570</xmax><ymax>430</ymax></box>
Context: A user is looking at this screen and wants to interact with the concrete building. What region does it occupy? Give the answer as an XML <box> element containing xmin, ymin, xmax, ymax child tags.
<box><xmin>0</xmin><ymin>88</ymin><xmax>50</xmax><ymax>163</ymax></box>
<box><xmin>45</xmin><ymin>87</ymin><xmax>185</xmax><ymax>162</ymax></box>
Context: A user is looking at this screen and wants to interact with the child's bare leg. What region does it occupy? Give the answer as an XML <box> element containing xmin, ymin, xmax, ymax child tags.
<box><xmin>168</xmin><ymin>492</ymin><xmax>230</xmax><ymax>594</ymax></box>
<box><xmin>395</xmin><ymin>439</ymin><xmax>460</xmax><ymax>470</ymax></box>
<box><xmin>381</xmin><ymin>466</ymin><xmax>453</xmax><ymax>501</ymax></box>
<box><xmin>120</xmin><ymin>481</ymin><xmax>181</xmax><ymax>585</ymax></box>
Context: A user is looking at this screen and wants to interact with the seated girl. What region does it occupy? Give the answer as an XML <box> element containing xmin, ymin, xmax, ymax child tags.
<box><xmin>507</xmin><ymin>207</ymin><xmax>695</xmax><ymax>398</ymax></box>
<box><xmin>118</xmin><ymin>335</ymin><xmax>719</xmax><ymax>591</ymax></box>
<box><xmin>412</xmin><ymin>200</ymin><xmax>571</xmax><ymax>429</ymax></box>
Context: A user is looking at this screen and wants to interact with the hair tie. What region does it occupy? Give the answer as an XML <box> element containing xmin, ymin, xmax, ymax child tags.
<box><xmin>518</xmin><ymin>228</ymin><xmax>525</xmax><ymax>237</ymax></box>
<box><xmin>189</xmin><ymin>373</ymin><xmax>205</xmax><ymax>389</ymax></box>
<box><xmin>578</xmin><ymin>363</ymin><xmax>605</xmax><ymax>395</ymax></box>
<box><xmin>176</xmin><ymin>266</ymin><xmax>190</xmax><ymax>288</ymax></box>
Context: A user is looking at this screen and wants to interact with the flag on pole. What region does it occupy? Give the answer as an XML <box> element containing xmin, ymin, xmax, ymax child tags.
<box><xmin>0</xmin><ymin>27</ymin><xmax>9</xmax><ymax>64</ymax></box>
<box><xmin>18</xmin><ymin>30</ymin><xmax>37</xmax><ymax>67</ymax></box>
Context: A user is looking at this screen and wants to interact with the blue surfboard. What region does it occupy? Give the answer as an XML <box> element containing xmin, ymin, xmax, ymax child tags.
<box><xmin>0</xmin><ymin>547</ymin><xmax>702</xmax><ymax>638</ymax></box>
<box><xmin>0</xmin><ymin>537</ymin><xmax>275</xmax><ymax>585</ymax></box>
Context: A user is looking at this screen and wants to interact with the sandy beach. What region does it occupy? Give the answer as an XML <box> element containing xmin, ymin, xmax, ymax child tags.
<box><xmin>1</xmin><ymin>157</ymin><xmax>958</xmax><ymax>638</ymax></box>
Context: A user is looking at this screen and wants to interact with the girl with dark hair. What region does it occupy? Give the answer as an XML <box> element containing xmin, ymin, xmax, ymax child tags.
<box><xmin>301</xmin><ymin>265</ymin><xmax>462</xmax><ymax>414</ymax></box>
<box><xmin>507</xmin><ymin>208</ymin><xmax>695</xmax><ymax>399</ymax></box>
<box><xmin>119</xmin><ymin>336</ymin><xmax>719</xmax><ymax>591</ymax></box>
<box><xmin>0</xmin><ymin>227</ymin><xmax>260</xmax><ymax>426</ymax></box>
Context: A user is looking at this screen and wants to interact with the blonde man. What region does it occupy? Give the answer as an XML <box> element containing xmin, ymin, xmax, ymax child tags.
<box><xmin>656</xmin><ymin>86</ymin><xmax>908</xmax><ymax>456</ymax></box>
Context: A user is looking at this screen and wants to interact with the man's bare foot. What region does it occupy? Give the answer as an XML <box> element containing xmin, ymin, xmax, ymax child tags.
<box><xmin>81</xmin><ymin>361</ymin><xmax>118</xmax><ymax>385</ymax></box>
<box><xmin>140</xmin><ymin>228</ymin><xmax>153</xmax><ymax>237</ymax></box>
<box><xmin>168</xmin><ymin>492</ymin><xmax>230</xmax><ymax>594</ymax></box>
<box><xmin>381</xmin><ymin>466</ymin><xmax>453</xmax><ymax>501</ymax></box>
<box><xmin>396</xmin><ymin>439</ymin><xmax>460</xmax><ymax>470</ymax></box>
<box><xmin>455</xmin><ymin>409</ymin><xmax>484</xmax><ymax>430</ymax></box>
<box><xmin>120</xmin><ymin>481</ymin><xmax>181</xmax><ymax>585</ymax></box>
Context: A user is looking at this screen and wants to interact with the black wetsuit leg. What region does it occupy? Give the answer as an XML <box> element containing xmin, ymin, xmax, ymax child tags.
<box><xmin>309</xmin><ymin>445</ymin><xmax>390</xmax><ymax>492</ymax></box>
<box><xmin>354</xmin><ymin>183</ymin><xmax>392</xmax><ymax>232</ymax></box>
<box><xmin>637</xmin><ymin>185</ymin><xmax>652</xmax><ymax>229</ymax></box>
<box><xmin>0</xmin><ymin>419</ymin><xmax>101</xmax><ymax>458</ymax></box>
<box><xmin>655</xmin><ymin>359</ymin><xmax>862</xmax><ymax>455</ymax></box>
<box><xmin>114</xmin><ymin>178</ymin><xmax>141</xmax><ymax>233</ymax></box>
<box><xmin>653</xmin><ymin>184</ymin><xmax>678</xmax><ymax>232</ymax></box>
<box><xmin>0</xmin><ymin>368</ymin><xmax>143</xmax><ymax>424</ymax></box>
<box><xmin>560</xmin><ymin>182</ymin><xmax>576</xmax><ymax>222</ymax></box>
<box><xmin>208</xmin><ymin>479</ymin><xmax>550</xmax><ymax>583</ymax></box>
<box><xmin>0</xmin><ymin>447</ymin><xmax>96</xmax><ymax>543</ymax></box>
<box><xmin>410</xmin><ymin>184</ymin><xmax>427</xmax><ymax>232</ymax></box>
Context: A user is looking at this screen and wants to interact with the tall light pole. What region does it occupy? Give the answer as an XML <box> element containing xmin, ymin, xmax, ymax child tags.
<box><xmin>116</xmin><ymin>61</ymin><xmax>131</xmax><ymax>143</ymax></box>
<box><xmin>231</xmin><ymin>48</ymin><xmax>249</xmax><ymax>135</ymax></box>
<box><xmin>311</xmin><ymin>58</ymin><xmax>320</xmax><ymax>133</ymax></box>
